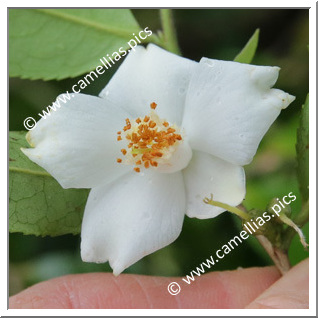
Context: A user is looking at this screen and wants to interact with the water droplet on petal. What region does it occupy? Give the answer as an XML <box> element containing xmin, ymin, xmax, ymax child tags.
<box><xmin>178</xmin><ymin>87</ymin><xmax>185</xmax><ymax>95</ymax></box>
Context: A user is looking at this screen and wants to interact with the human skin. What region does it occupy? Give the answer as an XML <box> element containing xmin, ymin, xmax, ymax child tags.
<box><xmin>9</xmin><ymin>258</ymin><xmax>308</xmax><ymax>309</ymax></box>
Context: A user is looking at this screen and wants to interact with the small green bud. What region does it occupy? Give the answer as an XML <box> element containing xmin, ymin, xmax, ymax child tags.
<box><xmin>241</xmin><ymin>208</ymin><xmax>284</xmax><ymax>247</ymax></box>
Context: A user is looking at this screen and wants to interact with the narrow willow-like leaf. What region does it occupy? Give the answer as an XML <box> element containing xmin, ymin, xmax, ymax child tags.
<box><xmin>296</xmin><ymin>94</ymin><xmax>309</xmax><ymax>202</ymax></box>
<box><xmin>9</xmin><ymin>9</ymin><xmax>141</xmax><ymax>80</ymax></box>
<box><xmin>9</xmin><ymin>131</ymin><xmax>89</xmax><ymax>236</ymax></box>
<box><xmin>234</xmin><ymin>29</ymin><xmax>259</xmax><ymax>64</ymax></box>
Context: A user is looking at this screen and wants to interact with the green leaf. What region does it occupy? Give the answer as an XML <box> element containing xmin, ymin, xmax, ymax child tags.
<box><xmin>9</xmin><ymin>9</ymin><xmax>141</xmax><ymax>80</ymax></box>
<box><xmin>234</xmin><ymin>29</ymin><xmax>259</xmax><ymax>64</ymax></box>
<box><xmin>296</xmin><ymin>94</ymin><xmax>309</xmax><ymax>202</ymax></box>
<box><xmin>9</xmin><ymin>131</ymin><xmax>89</xmax><ymax>236</ymax></box>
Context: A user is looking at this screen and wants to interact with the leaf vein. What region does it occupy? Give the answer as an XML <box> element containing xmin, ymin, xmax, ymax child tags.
<box><xmin>35</xmin><ymin>9</ymin><xmax>141</xmax><ymax>39</ymax></box>
<box><xmin>9</xmin><ymin>167</ymin><xmax>52</xmax><ymax>178</ymax></box>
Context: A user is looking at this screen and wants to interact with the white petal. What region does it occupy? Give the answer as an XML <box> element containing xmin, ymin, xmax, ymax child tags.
<box><xmin>183</xmin><ymin>151</ymin><xmax>245</xmax><ymax>219</ymax></box>
<box><xmin>99</xmin><ymin>44</ymin><xmax>197</xmax><ymax>125</ymax></box>
<box><xmin>22</xmin><ymin>93</ymin><xmax>131</xmax><ymax>189</ymax></box>
<box><xmin>182</xmin><ymin>58</ymin><xmax>295</xmax><ymax>166</ymax></box>
<box><xmin>156</xmin><ymin>137</ymin><xmax>193</xmax><ymax>174</ymax></box>
<box><xmin>81</xmin><ymin>170</ymin><xmax>186</xmax><ymax>275</ymax></box>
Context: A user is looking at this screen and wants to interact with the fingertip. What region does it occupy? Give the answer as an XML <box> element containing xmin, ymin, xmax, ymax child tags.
<box><xmin>9</xmin><ymin>265</ymin><xmax>281</xmax><ymax>309</ymax></box>
<box><xmin>246</xmin><ymin>258</ymin><xmax>309</xmax><ymax>309</ymax></box>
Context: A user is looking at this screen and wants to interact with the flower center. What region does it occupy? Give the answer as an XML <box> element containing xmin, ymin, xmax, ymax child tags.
<box><xmin>116</xmin><ymin>102</ymin><xmax>192</xmax><ymax>173</ymax></box>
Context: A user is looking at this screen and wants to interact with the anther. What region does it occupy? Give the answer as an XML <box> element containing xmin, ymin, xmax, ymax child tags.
<box><xmin>116</xmin><ymin>102</ymin><xmax>183</xmax><ymax>173</ymax></box>
<box><xmin>150</xmin><ymin>161</ymin><xmax>158</xmax><ymax>167</ymax></box>
<box><xmin>149</xmin><ymin>121</ymin><xmax>156</xmax><ymax>128</ymax></box>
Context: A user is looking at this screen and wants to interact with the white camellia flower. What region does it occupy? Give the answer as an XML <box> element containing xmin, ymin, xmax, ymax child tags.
<box><xmin>22</xmin><ymin>44</ymin><xmax>295</xmax><ymax>275</ymax></box>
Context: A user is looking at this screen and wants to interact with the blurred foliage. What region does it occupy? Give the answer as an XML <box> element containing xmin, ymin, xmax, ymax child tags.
<box><xmin>234</xmin><ymin>28</ymin><xmax>259</xmax><ymax>63</ymax></box>
<box><xmin>9</xmin><ymin>9</ymin><xmax>309</xmax><ymax>296</ymax></box>
<box><xmin>9</xmin><ymin>132</ymin><xmax>89</xmax><ymax>236</ymax></box>
<box><xmin>9</xmin><ymin>9</ymin><xmax>141</xmax><ymax>80</ymax></box>
<box><xmin>296</xmin><ymin>94</ymin><xmax>309</xmax><ymax>202</ymax></box>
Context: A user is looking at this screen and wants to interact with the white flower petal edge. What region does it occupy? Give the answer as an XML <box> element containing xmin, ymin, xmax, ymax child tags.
<box><xmin>81</xmin><ymin>170</ymin><xmax>186</xmax><ymax>275</ymax></box>
<box><xmin>22</xmin><ymin>94</ymin><xmax>131</xmax><ymax>189</ymax></box>
<box><xmin>183</xmin><ymin>151</ymin><xmax>245</xmax><ymax>219</ymax></box>
<box><xmin>182</xmin><ymin>58</ymin><xmax>295</xmax><ymax>166</ymax></box>
<box><xmin>99</xmin><ymin>44</ymin><xmax>197</xmax><ymax>126</ymax></box>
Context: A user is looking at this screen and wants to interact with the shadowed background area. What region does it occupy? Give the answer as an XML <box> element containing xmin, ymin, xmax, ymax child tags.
<box><xmin>9</xmin><ymin>8</ymin><xmax>309</xmax><ymax>296</ymax></box>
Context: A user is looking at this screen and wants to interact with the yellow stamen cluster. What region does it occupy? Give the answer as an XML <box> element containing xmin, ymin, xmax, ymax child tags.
<box><xmin>116</xmin><ymin>102</ymin><xmax>182</xmax><ymax>172</ymax></box>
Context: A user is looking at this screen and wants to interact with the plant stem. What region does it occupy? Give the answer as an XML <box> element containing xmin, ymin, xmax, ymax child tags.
<box><xmin>159</xmin><ymin>9</ymin><xmax>181</xmax><ymax>55</ymax></box>
<box><xmin>256</xmin><ymin>235</ymin><xmax>290</xmax><ymax>275</ymax></box>
<box><xmin>203</xmin><ymin>196</ymin><xmax>250</xmax><ymax>221</ymax></box>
